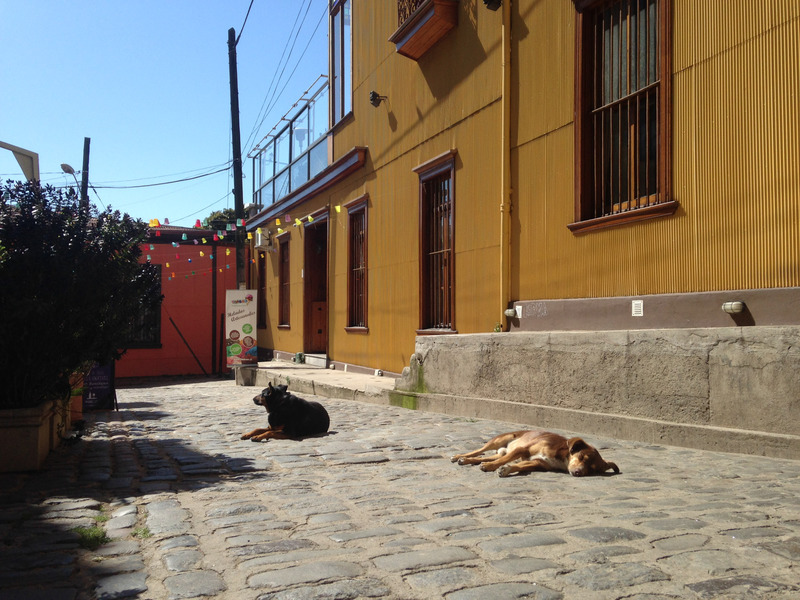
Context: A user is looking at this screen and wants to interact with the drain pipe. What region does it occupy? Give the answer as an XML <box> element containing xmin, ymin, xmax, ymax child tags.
<box><xmin>499</xmin><ymin>0</ymin><xmax>513</xmax><ymax>330</ymax></box>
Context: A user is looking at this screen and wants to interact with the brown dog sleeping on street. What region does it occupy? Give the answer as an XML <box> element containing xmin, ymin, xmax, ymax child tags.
<box><xmin>451</xmin><ymin>430</ymin><xmax>619</xmax><ymax>477</ymax></box>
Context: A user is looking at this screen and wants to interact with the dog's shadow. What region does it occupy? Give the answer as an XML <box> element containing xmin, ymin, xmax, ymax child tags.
<box><xmin>253</xmin><ymin>431</ymin><xmax>339</xmax><ymax>443</ymax></box>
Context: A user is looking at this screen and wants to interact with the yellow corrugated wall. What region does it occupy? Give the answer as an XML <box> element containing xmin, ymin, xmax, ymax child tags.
<box><xmin>513</xmin><ymin>0</ymin><xmax>800</xmax><ymax>300</ymax></box>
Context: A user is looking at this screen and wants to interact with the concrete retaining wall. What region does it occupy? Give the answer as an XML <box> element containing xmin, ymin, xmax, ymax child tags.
<box><xmin>394</xmin><ymin>327</ymin><xmax>800</xmax><ymax>459</ymax></box>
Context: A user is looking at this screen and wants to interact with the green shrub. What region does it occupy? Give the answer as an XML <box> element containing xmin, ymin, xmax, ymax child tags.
<box><xmin>0</xmin><ymin>180</ymin><xmax>162</xmax><ymax>409</ymax></box>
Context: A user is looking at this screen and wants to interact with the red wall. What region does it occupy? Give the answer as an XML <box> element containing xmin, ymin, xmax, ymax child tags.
<box><xmin>116</xmin><ymin>229</ymin><xmax>239</xmax><ymax>378</ymax></box>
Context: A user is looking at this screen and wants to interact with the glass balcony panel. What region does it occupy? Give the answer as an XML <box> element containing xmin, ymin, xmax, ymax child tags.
<box><xmin>309</xmin><ymin>139</ymin><xmax>327</xmax><ymax>181</ymax></box>
<box><xmin>293</xmin><ymin>108</ymin><xmax>310</xmax><ymax>157</ymax></box>
<box><xmin>291</xmin><ymin>153</ymin><xmax>310</xmax><ymax>192</ymax></box>
<box><xmin>275</xmin><ymin>127</ymin><xmax>291</xmax><ymax>172</ymax></box>
<box><xmin>309</xmin><ymin>85</ymin><xmax>328</xmax><ymax>143</ymax></box>
<box><xmin>274</xmin><ymin>168</ymin><xmax>290</xmax><ymax>201</ymax></box>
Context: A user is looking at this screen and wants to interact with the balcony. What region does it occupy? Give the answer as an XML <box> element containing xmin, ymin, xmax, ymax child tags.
<box><xmin>389</xmin><ymin>0</ymin><xmax>458</xmax><ymax>61</ymax></box>
<box><xmin>251</xmin><ymin>76</ymin><xmax>329</xmax><ymax>208</ymax></box>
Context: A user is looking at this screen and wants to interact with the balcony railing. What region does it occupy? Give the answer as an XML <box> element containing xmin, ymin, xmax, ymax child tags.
<box><xmin>251</xmin><ymin>76</ymin><xmax>329</xmax><ymax>208</ymax></box>
<box><xmin>398</xmin><ymin>0</ymin><xmax>426</xmax><ymax>25</ymax></box>
<box><xmin>390</xmin><ymin>0</ymin><xmax>458</xmax><ymax>61</ymax></box>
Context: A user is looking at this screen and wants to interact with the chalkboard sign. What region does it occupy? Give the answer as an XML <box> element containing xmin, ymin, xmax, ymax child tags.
<box><xmin>82</xmin><ymin>362</ymin><xmax>117</xmax><ymax>410</ymax></box>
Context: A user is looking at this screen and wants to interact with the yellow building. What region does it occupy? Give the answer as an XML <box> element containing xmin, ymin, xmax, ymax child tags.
<box><xmin>247</xmin><ymin>0</ymin><xmax>800</xmax><ymax>377</ymax></box>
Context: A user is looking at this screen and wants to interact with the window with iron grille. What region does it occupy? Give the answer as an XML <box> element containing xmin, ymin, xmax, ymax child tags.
<box><xmin>571</xmin><ymin>0</ymin><xmax>675</xmax><ymax>233</ymax></box>
<box><xmin>278</xmin><ymin>237</ymin><xmax>290</xmax><ymax>326</ymax></box>
<box><xmin>347</xmin><ymin>200</ymin><xmax>368</xmax><ymax>329</ymax></box>
<box><xmin>418</xmin><ymin>156</ymin><xmax>455</xmax><ymax>332</ymax></box>
<box><xmin>123</xmin><ymin>264</ymin><xmax>162</xmax><ymax>348</ymax></box>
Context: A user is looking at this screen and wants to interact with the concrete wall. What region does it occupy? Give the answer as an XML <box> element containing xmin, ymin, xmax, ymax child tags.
<box><xmin>394</xmin><ymin>327</ymin><xmax>800</xmax><ymax>459</ymax></box>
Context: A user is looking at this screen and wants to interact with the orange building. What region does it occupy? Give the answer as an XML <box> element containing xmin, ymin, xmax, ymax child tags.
<box><xmin>116</xmin><ymin>226</ymin><xmax>238</xmax><ymax>378</ymax></box>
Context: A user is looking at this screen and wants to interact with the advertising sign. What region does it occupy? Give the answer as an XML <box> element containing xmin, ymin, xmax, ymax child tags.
<box><xmin>82</xmin><ymin>362</ymin><xmax>116</xmax><ymax>410</ymax></box>
<box><xmin>225</xmin><ymin>290</ymin><xmax>258</xmax><ymax>367</ymax></box>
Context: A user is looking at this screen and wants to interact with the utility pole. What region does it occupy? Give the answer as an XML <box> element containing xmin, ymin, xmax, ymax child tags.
<box><xmin>228</xmin><ymin>27</ymin><xmax>246</xmax><ymax>289</ymax></box>
<box><xmin>80</xmin><ymin>137</ymin><xmax>90</xmax><ymax>209</ymax></box>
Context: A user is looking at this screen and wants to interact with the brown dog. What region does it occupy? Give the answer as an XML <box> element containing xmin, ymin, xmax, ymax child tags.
<box><xmin>451</xmin><ymin>430</ymin><xmax>619</xmax><ymax>478</ymax></box>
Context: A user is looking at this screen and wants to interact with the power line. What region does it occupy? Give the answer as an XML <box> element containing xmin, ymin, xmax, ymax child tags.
<box><xmin>235</xmin><ymin>0</ymin><xmax>256</xmax><ymax>46</ymax></box>
<box><xmin>91</xmin><ymin>165</ymin><xmax>232</xmax><ymax>189</ymax></box>
<box><xmin>244</xmin><ymin>0</ymin><xmax>317</xmax><ymax>152</ymax></box>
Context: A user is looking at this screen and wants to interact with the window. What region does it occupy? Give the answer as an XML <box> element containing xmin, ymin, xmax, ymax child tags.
<box><xmin>347</xmin><ymin>198</ymin><xmax>368</xmax><ymax>329</ymax></box>
<box><xmin>570</xmin><ymin>0</ymin><xmax>675</xmax><ymax>233</ymax></box>
<box><xmin>330</xmin><ymin>0</ymin><xmax>352</xmax><ymax>124</ymax></box>
<box><xmin>278</xmin><ymin>236</ymin><xmax>290</xmax><ymax>327</ymax></box>
<box><xmin>415</xmin><ymin>152</ymin><xmax>456</xmax><ymax>332</ymax></box>
<box><xmin>123</xmin><ymin>265</ymin><xmax>161</xmax><ymax>348</ymax></box>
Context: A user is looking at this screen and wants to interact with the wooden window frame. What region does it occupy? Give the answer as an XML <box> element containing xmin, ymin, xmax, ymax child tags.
<box><xmin>414</xmin><ymin>150</ymin><xmax>457</xmax><ymax>334</ymax></box>
<box><xmin>345</xmin><ymin>196</ymin><xmax>369</xmax><ymax>332</ymax></box>
<box><xmin>278</xmin><ymin>233</ymin><xmax>291</xmax><ymax>328</ymax></box>
<box><xmin>570</xmin><ymin>0</ymin><xmax>677</xmax><ymax>234</ymax></box>
<box><xmin>330</xmin><ymin>0</ymin><xmax>352</xmax><ymax>126</ymax></box>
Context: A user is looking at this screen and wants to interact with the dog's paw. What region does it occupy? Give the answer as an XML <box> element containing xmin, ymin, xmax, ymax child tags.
<box><xmin>240</xmin><ymin>434</ymin><xmax>251</xmax><ymax>440</ymax></box>
<box><xmin>498</xmin><ymin>465</ymin><xmax>513</xmax><ymax>477</ymax></box>
<box><xmin>479</xmin><ymin>463</ymin><xmax>496</xmax><ymax>472</ymax></box>
<box><xmin>450</xmin><ymin>455</ymin><xmax>461</xmax><ymax>463</ymax></box>
<box><xmin>250</xmin><ymin>437</ymin><xmax>265</xmax><ymax>443</ymax></box>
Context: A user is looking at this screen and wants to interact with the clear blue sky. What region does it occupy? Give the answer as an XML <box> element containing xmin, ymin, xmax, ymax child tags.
<box><xmin>0</xmin><ymin>0</ymin><xmax>328</xmax><ymax>225</ymax></box>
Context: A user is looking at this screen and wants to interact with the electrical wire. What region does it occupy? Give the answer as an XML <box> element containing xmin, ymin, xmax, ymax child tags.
<box><xmin>243</xmin><ymin>0</ymin><xmax>317</xmax><ymax>152</ymax></box>
<box><xmin>91</xmin><ymin>165</ymin><xmax>232</xmax><ymax>189</ymax></box>
<box><xmin>235</xmin><ymin>0</ymin><xmax>256</xmax><ymax>46</ymax></box>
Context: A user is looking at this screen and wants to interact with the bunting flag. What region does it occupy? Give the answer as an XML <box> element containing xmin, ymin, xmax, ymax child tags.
<box><xmin>335</xmin><ymin>205</ymin><xmax>341</xmax><ymax>213</ymax></box>
<box><xmin>275</xmin><ymin>218</ymin><xmax>281</xmax><ymax>226</ymax></box>
<box><xmin>294</xmin><ymin>218</ymin><xmax>302</xmax><ymax>226</ymax></box>
<box><xmin>194</xmin><ymin>219</ymin><xmax>202</xmax><ymax>228</ymax></box>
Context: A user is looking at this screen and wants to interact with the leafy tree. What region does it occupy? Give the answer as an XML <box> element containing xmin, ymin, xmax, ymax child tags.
<box><xmin>205</xmin><ymin>208</ymin><xmax>236</xmax><ymax>231</ymax></box>
<box><xmin>0</xmin><ymin>180</ymin><xmax>162</xmax><ymax>409</ymax></box>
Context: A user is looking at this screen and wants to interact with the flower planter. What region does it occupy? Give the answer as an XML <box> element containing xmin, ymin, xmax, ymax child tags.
<box><xmin>0</xmin><ymin>399</ymin><xmax>68</xmax><ymax>472</ymax></box>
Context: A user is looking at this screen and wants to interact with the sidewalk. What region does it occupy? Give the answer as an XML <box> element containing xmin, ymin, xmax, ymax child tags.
<box><xmin>1</xmin><ymin>373</ymin><xmax>799</xmax><ymax>599</ymax></box>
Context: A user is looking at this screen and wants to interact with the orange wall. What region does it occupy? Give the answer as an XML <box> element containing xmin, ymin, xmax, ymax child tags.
<box><xmin>116</xmin><ymin>237</ymin><xmax>238</xmax><ymax>378</ymax></box>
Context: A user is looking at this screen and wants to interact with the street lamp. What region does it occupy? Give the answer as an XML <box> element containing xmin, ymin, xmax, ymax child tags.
<box><xmin>60</xmin><ymin>163</ymin><xmax>80</xmax><ymax>190</ymax></box>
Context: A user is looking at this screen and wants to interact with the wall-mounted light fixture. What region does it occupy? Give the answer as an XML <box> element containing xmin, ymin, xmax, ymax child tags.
<box><xmin>483</xmin><ymin>0</ymin><xmax>502</xmax><ymax>10</ymax></box>
<box><xmin>721</xmin><ymin>301</ymin><xmax>746</xmax><ymax>314</ymax></box>
<box><xmin>369</xmin><ymin>91</ymin><xmax>387</xmax><ymax>107</ymax></box>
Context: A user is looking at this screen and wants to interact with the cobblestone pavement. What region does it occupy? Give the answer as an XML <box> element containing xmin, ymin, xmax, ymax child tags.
<box><xmin>2</xmin><ymin>377</ymin><xmax>800</xmax><ymax>600</ymax></box>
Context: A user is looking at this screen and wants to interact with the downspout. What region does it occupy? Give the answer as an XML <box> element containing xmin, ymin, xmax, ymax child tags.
<box><xmin>500</xmin><ymin>0</ymin><xmax>513</xmax><ymax>330</ymax></box>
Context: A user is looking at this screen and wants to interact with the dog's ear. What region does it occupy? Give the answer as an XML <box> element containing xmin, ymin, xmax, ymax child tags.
<box><xmin>567</xmin><ymin>438</ymin><xmax>590</xmax><ymax>454</ymax></box>
<box><xmin>268</xmin><ymin>382</ymin><xmax>274</xmax><ymax>391</ymax></box>
<box><xmin>276</xmin><ymin>384</ymin><xmax>288</xmax><ymax>394</ymax></box>
<box><xmin>605</xmin><ymin>461</ymin><xmax>620</xmax><ymax>474</ymax></box>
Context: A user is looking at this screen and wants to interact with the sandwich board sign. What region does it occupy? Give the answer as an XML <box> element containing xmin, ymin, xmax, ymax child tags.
<box><xmin>225</xmin><ymin>290</ymin><xmax>258</xmax><ymax>367</ymax></box>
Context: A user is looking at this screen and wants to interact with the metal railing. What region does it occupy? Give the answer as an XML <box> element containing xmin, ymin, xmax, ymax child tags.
<box><xmin>397</xmin><ymin>0</ymin><xmax>427</xmax><ymax>26</ymax></box>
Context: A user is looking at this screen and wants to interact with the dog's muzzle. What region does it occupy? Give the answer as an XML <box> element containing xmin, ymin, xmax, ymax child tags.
<box><xmin>253</xmin><ymin>395</ymin><xmax>265</xmax><ymax>406</ymax></box>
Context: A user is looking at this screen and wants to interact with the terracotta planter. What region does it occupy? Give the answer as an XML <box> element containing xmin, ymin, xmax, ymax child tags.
<box><xmin>0</xmin><ymin>399</ymin><xmax>68</xmax><ymax>472</ymax></box>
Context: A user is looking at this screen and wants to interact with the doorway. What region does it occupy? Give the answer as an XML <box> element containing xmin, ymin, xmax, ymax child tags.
<box><xmin>303</xmin><ymin>220</ymin><xmax>328</xmax><ymax>354</ymax></box>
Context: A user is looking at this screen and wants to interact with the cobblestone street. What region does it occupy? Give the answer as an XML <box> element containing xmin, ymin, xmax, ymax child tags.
<box><xmin>2</xmin><ymin>376</ymin><xmax>800</xmax><ymax>599</ymax></box>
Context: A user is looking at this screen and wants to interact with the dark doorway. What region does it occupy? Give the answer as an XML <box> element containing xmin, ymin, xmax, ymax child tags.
<box><xmin>304</xmin><ymin>220</ymin><xmax>328</xmax><ymax>354</ymax></box>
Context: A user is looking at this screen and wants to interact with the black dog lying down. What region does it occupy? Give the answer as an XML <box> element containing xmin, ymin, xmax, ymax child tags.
<box><xmin>241</xmin><ymin>382</ymin><xmax>330</xmax><ymax>442</ymax></box>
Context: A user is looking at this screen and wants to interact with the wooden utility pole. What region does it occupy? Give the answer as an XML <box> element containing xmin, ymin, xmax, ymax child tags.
<box><xmin>227</xmin><ymin>27</ymin><xmax>246</xmax><ymax>289</ymax></box>
<box><xmin>80</xmin><ymin>137</ymin><xmax>90</xmax><ymax>209</ymax></box>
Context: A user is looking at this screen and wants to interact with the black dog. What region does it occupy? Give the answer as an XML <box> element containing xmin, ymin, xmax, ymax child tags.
<box><xmin>241</xmin><ymin>382</ymin><xmax>330</xmax><ymax>442</ymax></box>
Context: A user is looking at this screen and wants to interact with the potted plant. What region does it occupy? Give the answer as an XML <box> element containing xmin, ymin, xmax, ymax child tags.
<box><xmin>0</xmin><ymin>180</ymin><xmax>162</xmax><ymax>471</ymax></box>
